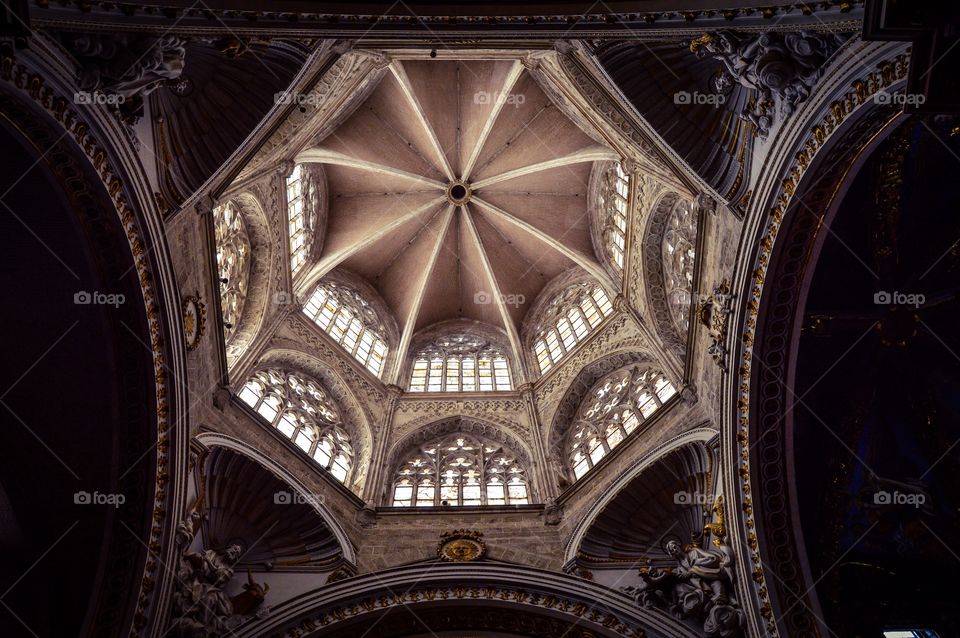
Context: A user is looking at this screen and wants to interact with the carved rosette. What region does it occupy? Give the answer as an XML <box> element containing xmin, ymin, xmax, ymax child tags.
<box><xmin>437</xmin><ymin>530</ymin><xmax>487</xmax><ymax>562</ymax></box>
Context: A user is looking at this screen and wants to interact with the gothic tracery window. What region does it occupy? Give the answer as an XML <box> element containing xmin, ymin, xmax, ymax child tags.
<box><xmin>662</xmin><ymin>199</ymin><xmax>697</xmax><ymax>333</ymax></box>
<box><xmin>238</xmin><ymin>368</ymin><xmax>353</xmax><ymax>483</ymax></box>
<box><xmin>303</xmin><ymin>282</ymin><xmax>388</xmax><ymax>377</ymax></box>
<box><xmin>533</xmin><ymin>284</ymin><xmax>614</xmax><ymax>375</ymax></box>
<box><xmin>391</xmin><ymin>433</ymin><xmax>529</xmax><ymax>507</ymax></box>
<box><xmin>408</xmin><ymin>335</ymin><xmax>512</xmax><ymax>392</ymax></box>
<box><xmin>568</xmin><ymin>366</ymin><xmax>676</xmax><ymax>479</ymax></box>
<box><xmin>286</xmin><ymin>164</ymin><xmax>319</xmax><ymax>277</ymax></box>
<box><xmin>599</xmin><ymin>163</ymin><xmax>630</xmax><ymax>271</ymax></box>
<box><xmin>213</xmin><ymin>201</ymin><xmax>250</xmax><ymax>341</ymax></box>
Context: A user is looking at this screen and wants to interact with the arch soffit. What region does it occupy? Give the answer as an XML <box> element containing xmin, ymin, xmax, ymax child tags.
<box><xmin>193</xmin><ymin>432</ymin><xmax>357</xmax><ymax>565</ymax></box>
<box><xmin>563</xmin><ymin>428</ymin><xmax>718</xmax><ymax>564</ymax></box>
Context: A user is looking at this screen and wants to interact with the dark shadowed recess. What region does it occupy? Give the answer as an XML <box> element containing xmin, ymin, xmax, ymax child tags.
<box><xmin>795</xmin><ymin>117</ymin><xmax>960</xmax><ymax>637</ymax></box>
<box><xmin>0</xmin><ymin>109</ymin><xmax>157</xmax><ymax>637</ymax></box>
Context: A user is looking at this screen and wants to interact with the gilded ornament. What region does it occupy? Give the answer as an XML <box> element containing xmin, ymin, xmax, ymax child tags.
<box><xmin>437</xmin><ymin>529</ymin><xmax>487</xmax><ymax>562</ymax></box>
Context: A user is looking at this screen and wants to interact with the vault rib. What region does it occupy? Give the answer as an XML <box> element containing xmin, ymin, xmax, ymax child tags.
<box><xmin>461</xmin><ymin>61</ymin><xmax>525</xmax><ymax>182</ymax></box>
<box><xmin>298</xmin><ymin>197</ymin><xmax>447</xmax><ymax>293</ymax></box>
<box><xmin>389</xmin><ymin>61</ymin><xmax>457</xmax><ymax>182</ymax></box>
<box><xmin>389</xmin><ymin>206</ymin><xmax>456</xmax><ymax>383</ymax></box>
<box><xmin>296</xmin><ymin>147</ymin><xmax>447</xmax><ymax>190</ymax></box>
<box><xmin>470</xmin><ymin>195</ymin><xmax>616</xmax><ymax>291</ymax></box>
<box><xmin>470</xmin><ymin>146</ymin><xmax>617</xmax><ymax>190</ymax></box>
<box><xmin>461</xmin><ymin>207</ymin><xmax>527</xmax><ymax>385</ymax></box>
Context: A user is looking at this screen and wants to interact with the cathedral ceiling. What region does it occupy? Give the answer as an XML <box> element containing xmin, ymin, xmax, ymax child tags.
<box><xmin>293</xmin><ymin>56</ymin><xmax>620</xmax><ymax>372</ymax></box>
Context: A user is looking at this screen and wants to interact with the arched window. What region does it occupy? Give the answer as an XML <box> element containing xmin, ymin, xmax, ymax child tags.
<box><xmin>568</xmin><ymin>366</ymin><xmax>676</xmax><ymax>479</ymax></box>
<box><xmin>391</xmin><ymin>433</ymin><xmax>529</xmax><ymax>507</ymax></box>
<box><xmin>237</xmin><ymin>368</ymin><xmax>353</xmax><ymax>482</ymax></box>
<box><xmin>303</xmin><ymin>282</ymin><xmax>388</xmax><ymax>377</ymax></box>
<box><xmin>409</xmin><ymin>335</ymin><xmax>512</xmax><ymax>392</ymax></box>
<box><xmin>213</xmin><ymin>201</ymin><xmax>250</xmax><ymax>341</ymax></box>
<box><xmin>662</xmin><ymin>199</ymin><xmax>697</xmax><ymax>333</ymax></box>
<box><xmin>533</xmin><ymin>284</ymin><xmax>614</xmax><ymax>374</ymax></box>
<box><xmin>599</xmin><ymin>163</ymin><xmax>630</xmax><ymax>270</ymax></box>
<box><xmin>286</xmin><ymin>164</ymin><xmax>319</xmax><ymax>277</ymax></box>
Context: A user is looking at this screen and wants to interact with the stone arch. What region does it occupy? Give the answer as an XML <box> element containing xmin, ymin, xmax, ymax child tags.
<box><xmin>220</xmin><ymin>190</ymin><xmax>274</xmax><ymax>365</ymax></box>
<box><xmin>546</xmin><ymin>350</ymin><xmax>657</xmax><ymax>465</ymax></box>
<box><xmin>407</xmin><ymin>318</ymin><xmax>519</xmax><ymax>388</ymax></box>
<box><xmin>293</xmin><ymin>266</ymin><xmax>400</xmax><ymax>381</ymax></box>
<box><xmin>642</xmin><ymin>190</ymin><xmax>694</xmax><ymax>360</ymax></box>
<box><xmin>247</xmin><ymin>346</ymin><xmax>376</xmax><ymax>494</ymax></box>
<box><xmin>384</xmin><ymin>415</ymin><xmax>537</xmax><ymax>504</ymax></box>
<box><xmin>194</xmin><ymin>432</ymin><xmax>357</xmax><ymax>565</ymax></box>
<box><xmin>229</xmin><ymin>561</ymin><xmax>699</xmax><ymax>638</ymax></box>
<box><xmin>521</xmin><ymin>267</ymin><xmax>615</xmax><ymax>376</ymax></box>
<box><xmin>563</xmin><ymin>430</ymin><xmax>717</xmax><ymax>565</ymax></box>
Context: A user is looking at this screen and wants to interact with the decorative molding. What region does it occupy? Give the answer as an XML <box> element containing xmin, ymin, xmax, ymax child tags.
<box><xmin>29</xmin><ymin>3</ymin><xmax>864</xmax><ymax>39</ymax></box>
<box><xmin>253</xmin><ymin>346</ymin><xmax>377</xmax><ymax>490</ymax></box>
<box><xmin>182</xmin><ymin>294</ymin><xmax>206</xmax><ymax>351</ymax></box>
<box><xmin>690</xmin><ymin>30</ymin><xmax>851</xmax><ymax>137</ymax></box>
<box><xmin>386</xmin><ymin>415</ymin><xmax>535</xmax><ymax>476</ymax></box>
<box><xmin>534</xmin><ymin>312</ymin><xmax>647</xmax><ymax>421</ymax></box>
<box><xmin>282</xmin><ymin>314</ymin><xmax>387</xmax><ymax>413</ymax></box>
<box><xmin>0</xmin><ymin>36</ymin><xmax>185</xmax><ymax>638</ymax></box>
<box><xmin>230</xmin><ymin>563</ymin><xmax>700</xmax><ymax>638</ymax></box>
<box><xmin>729</xmin><ymin>44</ymin><xmax>909</xmax><ymax>638</ymax></box>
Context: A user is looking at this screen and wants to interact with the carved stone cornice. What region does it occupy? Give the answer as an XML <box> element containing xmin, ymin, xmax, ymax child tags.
<box><xmin>28</xmin><ymin>2</ymin><xmax>864</xmax><ymax>40</ymax></box>
<box><xmin>391</xmin><ymin>407</ymin><xmax>530</xmax><ymax>445</ymax></box>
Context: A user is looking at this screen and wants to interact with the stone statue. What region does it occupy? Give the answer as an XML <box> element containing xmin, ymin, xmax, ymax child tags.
<box><xmin>230</xmin><ymin>570</ymin><xmax>270</xmax><ymax>616</ymax></box>
<box><xmin>168</xmin><ymin>504</ymin><xmax>268</xmax><ymax>636</ymax></box>
<box><xmin>666</xmin><ymin>539</ymin><xmax>735</xmax><ymax>608</ymax></box>
<box><xmin>691</xmin><ymin>30</ymin><xmax>849</xmax><ymax>136</ymax></box>
<box><xmin>59</xmin><ymin>32</ymin><xmax>187</xmax><ymax>99</ymax></box>
<box><xmin>622</xmin><ymin>539</ymin><xmax>743</xmax><ymax>637</ymax></box>
<box><xmin>622</xmin><ymin>564</ymin><xmax>675</xmax><ymax>610</ymax></box>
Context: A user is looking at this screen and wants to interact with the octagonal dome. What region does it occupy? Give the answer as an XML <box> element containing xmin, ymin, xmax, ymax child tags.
<box><xmin>293</xmin><ymin>57</ymin><xmax>621</xmax><ymax>378</ymax></box>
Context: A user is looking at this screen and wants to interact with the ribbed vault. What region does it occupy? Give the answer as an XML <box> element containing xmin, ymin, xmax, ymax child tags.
<box><xmin>294</xmin><ymin>58</ymin><xmax>620</xmax><ymax>379</ymax></box>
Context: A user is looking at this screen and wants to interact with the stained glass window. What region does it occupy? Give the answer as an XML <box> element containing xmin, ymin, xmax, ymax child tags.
<box><xmin>392</xmin><ymin>433</ymin><xmax>528</xmax><ymax>507</ymax></box>
<box><xmin>213</xmin><ymin>201</ymin><xmax>250</xmax><ymax>341</ymax></box>
<box><xmin>662</xmin><ymin>199</ymin><xmax>697</xmax><ymax>333</ymax></box>
<box><xmin>599</xmin><ymin>163</ymin><xmax>630</xmax><ymax>270</ymax></box>
<box><xmin>286</xmin><ymin>164</ymin><xmax>319</xmax><ymax>277</ymax></box>
<box><xmin>568</xmin><ymin>366</ymin><xmax>676</xmax><ymax>479</ymax></box>
<box><xmin>303</xmin><ymin>282</ymin><xmax>388</xmax><ymax>377</ymax></box>
<box><xmin>533</xmin><ymin>284</ymin><xmax>614</xmax><ymax>374</ymax></box>
<box><xmin>409</xmin><ymin>335</ymin><xmax>511</xmax><ymax>392</ymax></box>
<box><xmin>238</xmin><ymin>368</ymin><xmax>352</xmax><ymax>483</ymax></box>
